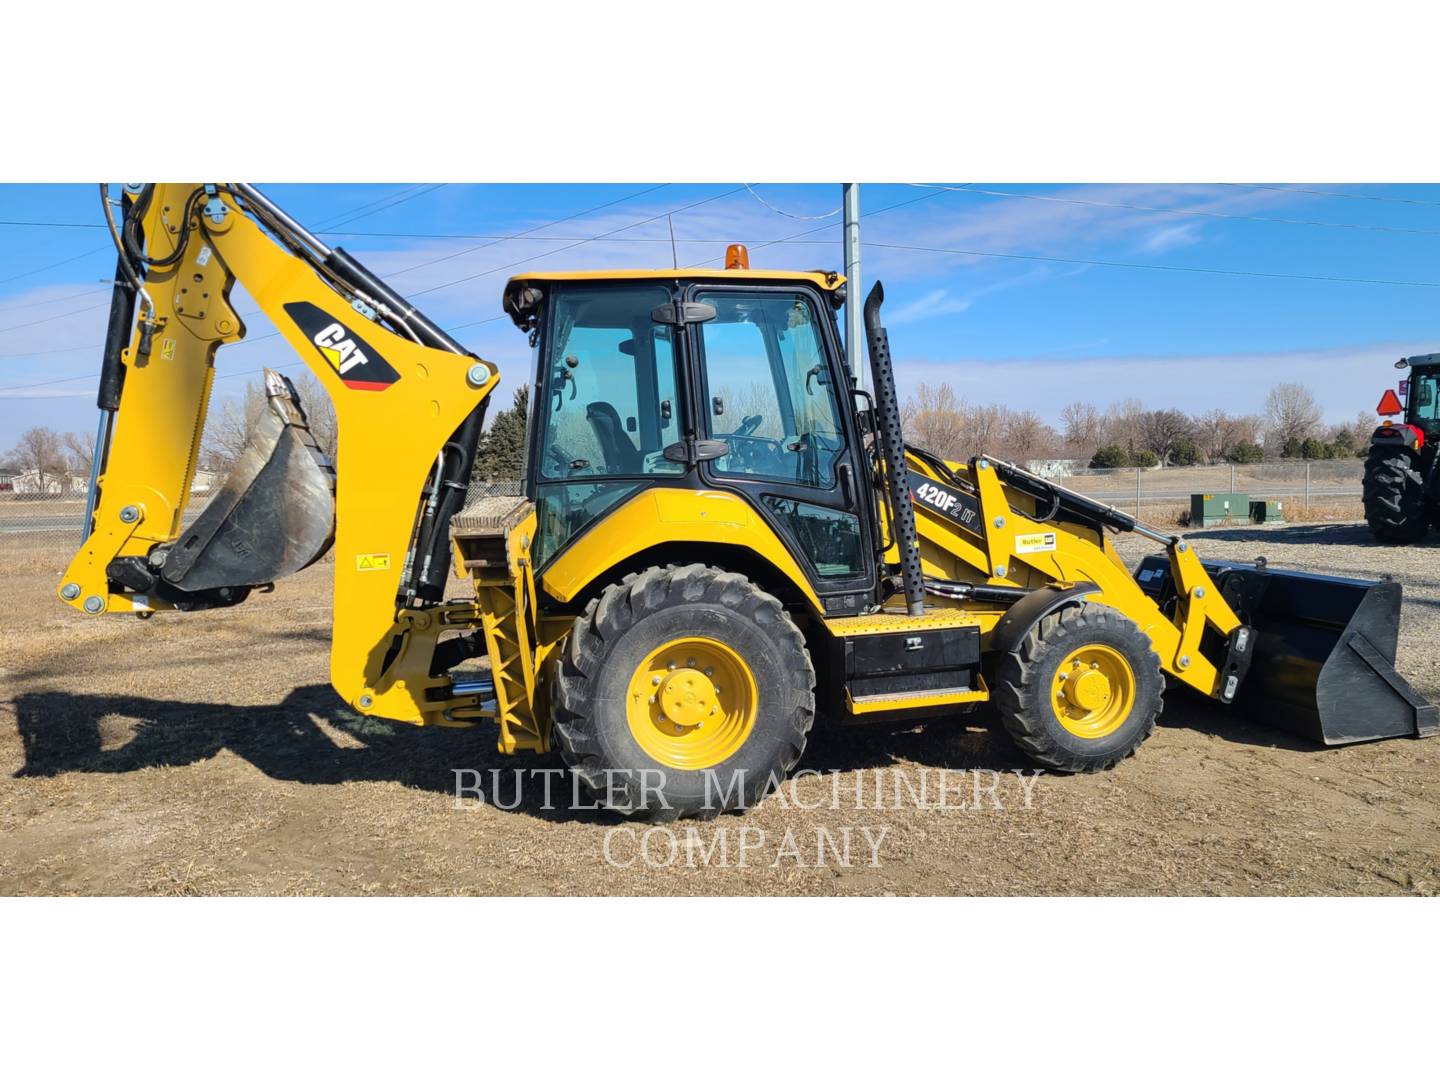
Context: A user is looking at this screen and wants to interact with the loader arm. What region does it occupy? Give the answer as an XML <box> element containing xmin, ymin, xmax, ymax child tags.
<box><xmin>61</xmin><ymin>184</ymin><xmax>501</xmax><ymax>723</ymax></box>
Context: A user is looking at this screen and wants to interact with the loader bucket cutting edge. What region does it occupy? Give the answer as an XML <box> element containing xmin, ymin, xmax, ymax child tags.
<box><xmin>161</xmin><ymin>369</ymin><xmax>336</xmax><ymax>593</ymax></box>
<box><xmin>1135</xmin><ymin>555</ymin><xmax>1438</xmax><ymax>745</ymax></box>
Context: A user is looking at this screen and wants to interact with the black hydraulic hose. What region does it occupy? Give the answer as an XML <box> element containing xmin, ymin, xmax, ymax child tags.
<box><xmin>324</xmin><ymin>247</ymin><xmax>469</xmax><ymax>355</ymax></box>
<box><xmin>97</xmin><ymin>251</ymin><xmax>137</xmax><ymax>412</ymax></box>
<box><xmin>410</xmin><ymin>407</ymin><xmax>489</xmax><ymax>605</ymax></box>
<box><xmin>864</xmin><ymin>282</ymin><xmax>925</xmax><ymax>616</ymax></box>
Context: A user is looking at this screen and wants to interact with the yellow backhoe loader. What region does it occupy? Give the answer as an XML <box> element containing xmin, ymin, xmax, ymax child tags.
<box><xmin>60</xmin><ymin>183</ymin><xmax>1437</xmax><ymax>819</ymax></box>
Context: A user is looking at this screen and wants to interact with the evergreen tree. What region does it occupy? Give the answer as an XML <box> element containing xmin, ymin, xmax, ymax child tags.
<box><xmin>472</xmin><ymin>384</ymin><xmax>530</xmax><ymax>483</ymax></box>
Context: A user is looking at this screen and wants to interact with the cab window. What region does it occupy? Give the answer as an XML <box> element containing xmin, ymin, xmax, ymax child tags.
<box><xmin>536</xmin><ymin>285</ymin><xmax>683</xmax><ymax>479</ymax></box>
<box><xmin>1413</xmin><ymin>373</ymin><xmax>1440</xmax><ymax>422</ymax></box>
<box><xmin>695</xmin><ymin>291</ymin><xmax>844</xmax><ymax>488</ymax></box>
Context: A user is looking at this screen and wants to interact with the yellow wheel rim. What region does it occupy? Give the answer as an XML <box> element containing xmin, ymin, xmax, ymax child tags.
<box><xmin>1050</xmin><ymin>643</ymin><xmax>1135</xmax><ymax>739</ymax></box>
<box><xmin>625</xmin><ymin>637</ymin><xmax>758</xmax><ymax>770</ymax></box>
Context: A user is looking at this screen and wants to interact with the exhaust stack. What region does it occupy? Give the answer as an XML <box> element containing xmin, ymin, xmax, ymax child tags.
<box><xmin>863</xmin><ymin>282</ymin><xmax>925</xmax><ymax>616</ymax></box>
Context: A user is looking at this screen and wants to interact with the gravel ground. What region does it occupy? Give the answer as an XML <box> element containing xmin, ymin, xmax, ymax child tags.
<box><xmin>1</xmin><ymin>519</ymin><xmax>1437</xmax><ymax>896</ymax></box>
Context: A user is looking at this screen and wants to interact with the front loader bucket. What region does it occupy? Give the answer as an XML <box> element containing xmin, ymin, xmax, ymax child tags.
<box><xmin>1137</xmin><ymin>556</ymin><xmax>1438</xmax><ymax>745</ymax></box>
<box><xmin>161</xmin><ymin>369</ymin><xmax>336</xmax><ymax>593</ymax></box>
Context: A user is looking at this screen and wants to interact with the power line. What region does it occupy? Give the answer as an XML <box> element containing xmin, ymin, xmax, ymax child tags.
<box><xmin>0</xmin><ymin>300</ymin><xmax>110</xmax><ymax>336</ymax></box>
<box><xmin>385</xmin><ymin>183</ymin><xmax>671</xmax><ymax>280</ymax></box>
<box><xmin>863</xmin><ymin>240</ymin><xmax>1440</xmax><ymax>288</ymax></box>
<box><xmin>407</xmin><ymin>187</ymin><xmax>747</xmax><ymax>298</ymax></box>
<box><xmin>692</xmin><ymin>187</ymin><xmax>955</xmax><ymax>268</ymax></box>
<box><xmin>0</xmin><ymin>243</ymin><xmax>111</xmax><ymax>286</ymax></box>
<box><xmin>317</xmin><ymin>183</ymin><xmax>447</xmax><ymax>229</ymax></box>
<box><xmin>907</xmin><ymin>182</ymin><xmax>1440</xmax><ymax>238</ymax></box>
<box><xmin>1215</xmin><ymin>183</ymin><xmax>1440</xmax><ymax>210</ymax></box>
<box><xmin>743</xmin><ymin>184</ymin><xmax>842</xmax><ymax>221</ymax></box>
<box><xmin>0</xmin><ymin>220</ymin><xmax>103</xmax><ymax>229</ymax></box>
<box><xmin>0</xmin><ymin>285</ymin><xmax>109</xmax><ymax>313</ymax></box>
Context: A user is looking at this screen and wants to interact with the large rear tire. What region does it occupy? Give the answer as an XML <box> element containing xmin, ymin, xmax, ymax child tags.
<box><xmin>1363</xmin><ymin>444</ymin><xmax>1427</xmax><ymax>543</ymax></box>
<box><xmin>552</xmin><ymin>564</ymin><xmax>815</xmax><ymax>820</ymax></box>
<box><xmin>993</xmin><ymin>603</ymin><xmax>1164</xmax><ymax>773</ymax></box>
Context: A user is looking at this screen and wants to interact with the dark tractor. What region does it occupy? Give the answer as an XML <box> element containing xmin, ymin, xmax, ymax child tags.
<box><xmin>1363</xmin><ymin>353</ymin><xmax>1440</xmax><ymax>543</ymax></box>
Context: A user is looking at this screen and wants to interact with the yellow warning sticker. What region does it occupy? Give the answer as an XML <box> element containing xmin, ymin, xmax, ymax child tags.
<box><xmin>160</xmin><ymin>338</ymin><xmax>176</xmax><ymax>361</ymax></box>
<box><xmin>356</xmin><ymin>553</ymin><xmax>391</xmax><ymax>572</ymax></box>
<box><xmin>1015</xmin><ymin>532</ymin><xmax>1057</xmax><ymax>554</ymax></box>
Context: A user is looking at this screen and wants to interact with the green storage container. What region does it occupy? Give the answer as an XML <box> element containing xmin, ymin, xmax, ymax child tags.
<box><xmin>1250</xmin><ymin>499</ymin><xmax>1285</xmax><ymax>523</ymax></box>
<box><xmin>1189</xmin><ymin>492</ymin><xmax>1249</xmax><ymax>526</ymax></box>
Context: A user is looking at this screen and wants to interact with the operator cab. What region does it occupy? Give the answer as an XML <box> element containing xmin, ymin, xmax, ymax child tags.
<box><xmin>1405</xmin><ymin>357</ymin><xmax>1440</xmax><ymax>439</ymax></box>
<box><xmin>503</xmin><ymin>266</ymin><xmax>877</xmax><ymax>612</ymax></box>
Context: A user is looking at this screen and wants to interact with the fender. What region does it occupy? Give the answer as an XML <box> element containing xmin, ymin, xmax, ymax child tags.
<box><xmin>1370</xmin><ymin>423</ymin><xmax>1424</xmax><ymax>451</ymax></box>
<box><xmin>986</xmin><ymin>581</ymin><xmax>1100</xmax><ymax>661</ymax></box>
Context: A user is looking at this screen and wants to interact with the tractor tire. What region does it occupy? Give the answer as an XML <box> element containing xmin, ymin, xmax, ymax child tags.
<box><xmin>993</xmin><ymin>603</ymin><xmax>1164</xmax><ymax>774</ymax></box>
<box><xmin>552</xmin><ymin>564</ymin><xmax>815</xmax><ymax>820</ymax></box>
<box><xmin>1363</xmin><ymin>444</ymin><xmax>1427</xmax><ymax>543</ymax></box>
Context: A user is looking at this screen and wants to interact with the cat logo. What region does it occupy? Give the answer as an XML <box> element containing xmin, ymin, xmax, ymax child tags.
<box><xmin>314</xmin><ymin>322</ymin><xmax>369</xmax><ymax>375</ymax></box>
<box><xmin>356</xmin><ymin>553</ymin><xmax>391</xmax><ymax>572</ymax></box>
<box><xmin>283</xmin><ymin>301</ymin><xmax>400</xmax><ymax>391</ymax></box>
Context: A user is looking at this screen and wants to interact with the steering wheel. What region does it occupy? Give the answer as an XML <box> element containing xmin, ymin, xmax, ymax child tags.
<box><xmin>546</xmin><ymin>443</ymin><xmax>582</xmax><ymax>473</ymax></box>
<box><xmin>734</xmin><ymin>413</ymin><xmax>764</xmax><ymax>437</ymax></box>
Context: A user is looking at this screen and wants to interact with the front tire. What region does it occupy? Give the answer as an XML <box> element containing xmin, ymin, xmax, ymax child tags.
<box><xmin>552</xmin><ymin>564</ymin><xmax>815</xmax><ymax>820</ymax></box>
<box><xmin>1363</xmin><ymin>444</ymin><xmax>1427</xmax><ymax>543</ymax></box>
<box><xmin>993</xmin><ymin>603</ymin><xmax>1164</xmax><ymax>773</ymax></box>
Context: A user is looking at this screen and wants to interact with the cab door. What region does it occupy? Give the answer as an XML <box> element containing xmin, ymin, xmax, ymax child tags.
<box><xmin>688</xmin><ymin>284</ymin><xmax>877</xmax><ymax>614</ymax></box>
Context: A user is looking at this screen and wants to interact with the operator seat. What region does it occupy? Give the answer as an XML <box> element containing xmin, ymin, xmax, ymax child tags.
<box><xmin>585</xmin><ymin>401</ymin><xmax>642</xmax><ymax>474</ymax></box>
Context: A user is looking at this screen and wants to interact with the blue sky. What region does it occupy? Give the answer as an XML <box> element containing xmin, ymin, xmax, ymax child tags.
<box><xmin>2</xmin><ymin>182</ymin><xmax>1438</xmax><ymax>440</ymax></box>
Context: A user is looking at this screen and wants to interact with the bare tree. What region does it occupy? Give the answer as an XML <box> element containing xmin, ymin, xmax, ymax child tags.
<box><xmin>1001</xmin><ymin>408</ymin><xmax>1059</xmax><ymax>460</ymax></box>
<box><xmin>201</xmin><ymin>369</ymin><xmax>337</xmax><ymax>473</ymax></box>
<box><xmin>62</xmin><ymin>430</ymin><xmax>95</xmax><ymax>476</ymax></box>
<box><xmin>13</xmin><ymin>426</ymin><xmax>66</xmax><ymax>495</ymax></box>
<box><xmin>1263</xmin><ymin>382</ymin><xmax>1322</xmax><ymax>450</ymax></box>
<box><xmin>1058</xmin><ymin>401</ymin><xmax>1103</xmax><ymax>452</ymax></box>
<box><xmin>1101</xmin><ymin>397</ymin><xmax>1146</xmax><ymax>455</ymax></box>
<box><xmin>1138</xmin><ymin>408</ymin><xmax>1193</xmax><ymax>464</ymax></box>
<box><xmin>901</xmin><ymin>382</ymin><xmax>968</xmax><ymax>461</ymax></box>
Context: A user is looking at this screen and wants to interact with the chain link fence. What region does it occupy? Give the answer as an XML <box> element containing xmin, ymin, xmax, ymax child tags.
<box><xmin>4</xmin><ymin>461</ymin><xmax>1364</xmax><ymax>572</ymax></box>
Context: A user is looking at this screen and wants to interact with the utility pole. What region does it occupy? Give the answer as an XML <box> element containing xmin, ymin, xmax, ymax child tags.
<box><xmin>843</xmin><ymin>183</ymin><xmax>863</xmax><ymax>391</ymax></box>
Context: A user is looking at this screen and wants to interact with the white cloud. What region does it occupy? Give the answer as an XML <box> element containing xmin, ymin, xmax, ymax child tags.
<box><xmin>1139</xmin><ymin>222</ymin><xmax>1203</xmax><ymax>253</ymax></box>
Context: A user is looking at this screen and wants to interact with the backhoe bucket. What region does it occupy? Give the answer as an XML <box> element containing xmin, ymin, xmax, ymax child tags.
<box><xmin>1137</xmin><ymin>556</ymin><xmax>1438</xmax><ymax>745</ymax></box>
<box><xmin>161</xmin><ymin>369</ymin><xmax>336</xmax><ymax>593</ymax></box>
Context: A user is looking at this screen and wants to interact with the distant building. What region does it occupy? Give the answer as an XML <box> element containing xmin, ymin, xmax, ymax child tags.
<box><xmin>11</xmin><ymin>470</ymin><xmax>92</xmax><ymax>495</ymax></box>
<box><xmin>1023</xmin><ymin>458</ymin><xmax>1088</xmax><ymax>479</ymax></box>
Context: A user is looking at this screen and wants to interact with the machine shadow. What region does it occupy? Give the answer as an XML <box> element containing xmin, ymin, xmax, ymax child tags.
<box><xmin>10</xmin><ymin>687</ymin><xmax>1320</xmax><ymax>824</ymax></box>
<box><xmin>10</xmin><ymin>685</ymin><xmax>1046</xmax><ymax>822</ymax></box>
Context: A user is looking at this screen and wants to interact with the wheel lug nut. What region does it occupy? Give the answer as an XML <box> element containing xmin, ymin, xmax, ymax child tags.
<box><xmin>686</xmin><ymin>657</ymin><xmax>696</xmax><ymax>667</ymax></box>
<box><xmin>667</xmin><ymin>662</ymin><xmax>676</xmax><ymax>671</ymax></box>
<box><xmin>652</xmin><ymin>676</ymin><xmax>661</xmax><ymax>685</ymax></box>
<box><xmin>648</xmin><ymin>695</ymin><xmax>656</xmax><ymax>704</ymax></box>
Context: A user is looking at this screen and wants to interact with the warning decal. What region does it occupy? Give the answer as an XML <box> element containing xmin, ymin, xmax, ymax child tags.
<box><xmin>356</xmin><ymin>553</ymin><xmax>392</xmax><ymax>572</ymax></box>
<box><xmin>1015</xmin><ymin>532</ymin><xmax>1057</xmax><ymax>554</ymax></box>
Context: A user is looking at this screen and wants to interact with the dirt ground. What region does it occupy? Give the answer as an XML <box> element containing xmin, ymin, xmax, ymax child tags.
<box><xmin>3</xmin><ymin>519</ymin><xmax>1438</xmax><ymax>896</ymax></box>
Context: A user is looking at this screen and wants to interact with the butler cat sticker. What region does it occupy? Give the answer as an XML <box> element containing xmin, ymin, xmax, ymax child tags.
<box><xmin>1015</xmin><ymin>532</ymin><xmax>1058</xmax><ymax>554</ymax></box>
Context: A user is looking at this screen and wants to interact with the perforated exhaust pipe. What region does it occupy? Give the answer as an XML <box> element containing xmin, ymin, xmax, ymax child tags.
<box><xmin>863</xmin><ymin>282</ymin><xmax>925</xmax><ymax>616</ymax></box>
